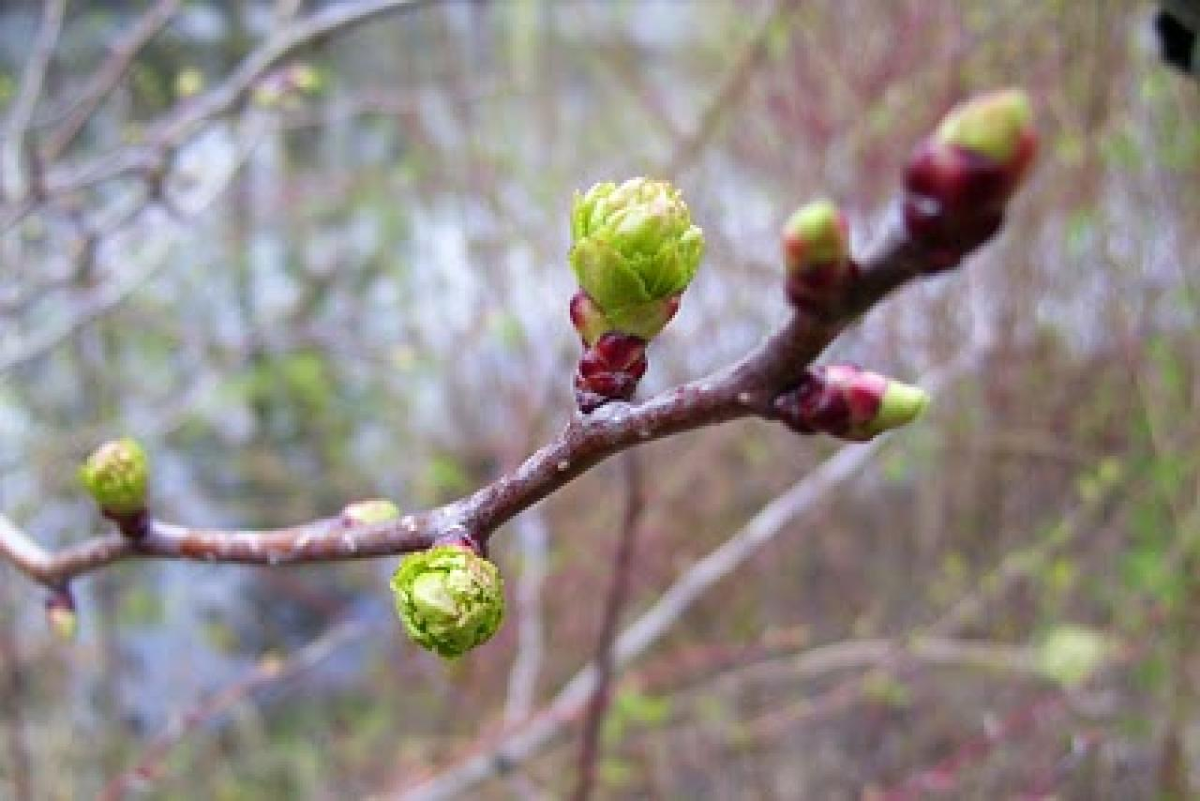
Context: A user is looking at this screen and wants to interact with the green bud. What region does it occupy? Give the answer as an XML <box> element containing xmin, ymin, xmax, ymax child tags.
<box><xmin>391</xmin><ymin>545</ymin><xmax>505</xmax><ymax>659</ymax></box>
<box><xmin>341</xmin><ymin>499</ymin><xmax>401</xmax><ymax>525</ymax></box>
<box><xmin>851</xmin><ymin>379</ymin><xmax>930</xmax><ymax>440</ymax></box>
<box><xmin>1035</xmin><ymin>625</ymin><xmax>1110</xmax><ymax>686</ymax></box>
<box><xmin>46</xmin><ymin>591</ymin><xmax>77</xmax><ymax>643</ymax></box>
<box><xmin>569</xmin><ymin>178</ymin><xmax>704</xmax><ymax>340</ymax></box>
<box><xmin>79</xmin><ymin>438</ymin><xmax>149</xmax><ymax>515</ymax></box>
<box><xmin>782</xmin><ymin>199</ymin><xmax>850</xmax><ymax>270</ymax></box>
<box><xmin>935</xmin><ymin>88</ymin><xmax>1033</xmax><ymax>163</ymax></box>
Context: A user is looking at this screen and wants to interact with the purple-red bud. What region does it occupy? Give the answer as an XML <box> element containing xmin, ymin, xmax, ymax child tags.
<box><xmin>781</xmin><ymin>200</ymin><xmax>858</xmax><ymax>316</ymax></box>
<box><xmin>774</xmin><ymin>365</ymin><xmax>928</xmax><ymax>442</ymax></box>
<box><xmin>574</xmin><ymin>332</ymin><xmax>648</xmax><ymax>413</ymax></box>
<box><xmin>902</xmin><ymin>89</ymin><xmax>1036</xmax><ymax>271</ymax></box>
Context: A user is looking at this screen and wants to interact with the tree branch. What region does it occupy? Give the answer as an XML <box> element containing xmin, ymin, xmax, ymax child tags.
<box><xmin>572</xmin><ymin>453</ymin><xmax>645</xmax><ymax>801</ymax></box>
<box><xmin>0</xmin><ymin>204</ymin><xmax>934</xmax><ymax>590</ymax></box>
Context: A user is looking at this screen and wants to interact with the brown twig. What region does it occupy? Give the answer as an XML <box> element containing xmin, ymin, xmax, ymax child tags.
<box><xmin>572</xmin><ymin>453</ymin><xmax>646</xmax><ymax>801</ymax></box>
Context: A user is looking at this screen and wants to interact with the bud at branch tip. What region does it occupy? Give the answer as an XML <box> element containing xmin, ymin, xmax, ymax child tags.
<box><xmin>79</xmin><ymin>438</ymin><xmax>149</xmax><ymax>516</ymax></box>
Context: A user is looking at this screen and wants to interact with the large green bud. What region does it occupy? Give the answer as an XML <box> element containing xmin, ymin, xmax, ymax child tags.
<box><xmin>390</xmin><ymin>545</ymin><xmax>505</xmax><ymax>659</ymax></box>
<box><xmin>569</xmin><ymin>178</ymin><xmax>704</xmax><ymax>342</ymax></box>
<box><xmin>79</xmin><ymin>438</ymin><xmax>149</xmax><ymax>516</ymax></box>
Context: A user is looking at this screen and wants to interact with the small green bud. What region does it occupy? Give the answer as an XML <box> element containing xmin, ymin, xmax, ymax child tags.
<box><xmin>1035</xmin><ymin>625</ymin><xmax>1110</xmax><ymax>686</ymax></box>
<box><xmin>781</xmin><ymin>200</ymin><xmax>856</xmax><ymax>315</ymax></box>
<box><xmin>391</xmin><ymin>545</ymin><xmax>505</xmax><ymax>659</ymax></box>
<box><xmin>782</xmin><ymin>199</ymin><xmax>850</xmax><ymax>269</ymax></box>
<box><xmin>174</xmin><ymin>68</ymin><xmax>204</xmax><ymax>99</ymax></box>
<box><xmin>341</xmin><ymin>499</ymin><xmax>401</xmax><ymax>525</ymax></box>
<box><xmin>935</xmin><ymin>88</ymin><xmax>1033</xmax><ymax>164</ymax></box>
<box><xmin>852</xmin><ymin>378</ymin><xmax>930</xmax><ymax>441</ymax></box>
<box><xmin>80</xmin><ymin>438</ymin><xmax>148</xmax><ymax>515</ymax></box>
<box><xmin>569</xmin><ymin>178</ymin><xmax>704</xmax><ymax>340</ymax></box>
<box><xmin>46</xmin><ymin>591</ymin><xmax>77</xmax><ymax>643</ymax></box>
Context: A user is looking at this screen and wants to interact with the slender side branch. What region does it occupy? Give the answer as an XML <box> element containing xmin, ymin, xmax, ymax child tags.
<box><xmin>573</xmin><ymin>453</ymin><xmax>645</xmax><ymax>801</ymax></box>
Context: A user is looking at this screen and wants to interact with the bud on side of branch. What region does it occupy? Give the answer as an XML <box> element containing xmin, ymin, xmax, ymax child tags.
<box><xmin>341</xmin><ymin>499</ymin><xmax>401</xmax><ymax>526</ymax></box>
<box><xmin>773</xmin><ymin>365</ymin><xmax>929</xmax><ymax>442</ymax></box>
<box><xmin>45</xmin><ymin>589</ymin><xmax>77</xmax><ymax>642</ymax></box>
<box><xmin>781</xmin><ymin>199</ymin><xmax>857</xmax><ymax>316</ymax></box>
<box><xmin>903</xmin><ymin>89</ymin><xmax>1036</xmax><ymax>271</ymax></box>
<box><xmin>80</xmin><ymin>438</ymin><xmax>149</xmax><ymax>520</ymax></box>
<box><xmin>390</xmin><ymin>544</ymin><xmax>505</xmax><ymax>660</ymax></box>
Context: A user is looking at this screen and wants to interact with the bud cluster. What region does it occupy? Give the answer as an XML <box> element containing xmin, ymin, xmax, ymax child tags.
<box><xmin>774</xmin><ymin>364</ymin><xmax>928</xmax><ymax>442</ymax></box>
<box><xmin>781</xmin><ymin>199</ymin><xmax>857</xmax><ymax>317</ymax></box>
<box><xmin>391</xmin><ymin>542</ymin><xmax>505</xmax><ymax>659</ymax></box>
<box><xmin>568</xmin><ymin>178</ymin><xmax>703</xmax><ymax>412</ymax></box>
<box><xmin>903</xmin><ymin>89</ymin><xmax>1036</xmax><ymax>271</ymax></box>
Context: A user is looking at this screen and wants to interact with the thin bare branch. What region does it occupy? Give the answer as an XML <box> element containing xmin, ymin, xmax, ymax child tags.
<box><xmin>39</xmin><ymin>0</ymin><xmax>441</xmax><ymax>198</ymax></box>
<box><xmin>573</xmin><ymin>453</ymin><xmax>645</xmax><ymax>801</ymax></box>
<box><xmin>41</xmin><ymin>0</ymin><xmax>183</xmax><ymax>162</ymax></box>
<box><xmin>100</xmin><ymin>619</ymin><xmax>366</xmax><ymax>801</ymax></box>
<box><xmin>1</xmin><ymin>0</ymin><xmax>67</xmax><ymax>202</ymax></box>
<box><xmin>504</xmin><ymin>510</ymin><xmax>550</xmax><ymax>725</ymax></box>
<box><xmin>668</xmin><ymin>0</ymin><xmax>800</xmax><ymax>176</ymax></box>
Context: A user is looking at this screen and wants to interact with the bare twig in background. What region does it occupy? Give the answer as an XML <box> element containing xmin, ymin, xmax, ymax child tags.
<box><xmin>572</xmin><ymin>453</ymin><xmax>645</xmax><ymax>801</ymax></box>
<box><xmin>34</xmin><ymin>0</ymin><xmax>441</xmax><ymax>201</ymax></box>
<box><xmin>0</xmin><ymin>584</ymin><xmax>31</xmax><ymax>801</ymax></box>
<box><xmin>0</xmin><ymin>113</ymin><xmax>267</xmax><ymax>376</ymax></box>
<box><xmin>40</xmin><ymin>0</ymin><xmax>183</xmax><ymax>163</ymax></box>
<box><xmin>99</xmin><ymin>619</ymin><xmax>367</xmax><ymax>801</ymax></box>
<box><xmin>668</xmin><ymin>0</ymin><xmax>800</xmax><ymax>176</ymax></box>
<box><xmin>1</xmin><ymin>0</ymin><xmax>66</xmax><ymax>202</ymax></box>
<box><xmin>504</xmin><ymin>509</ymin><xmax>550</xmax><ymax>725</ymax></box>
<box><xmin>875</xmin><ymin>690</ymin><xmax>1068</xmax><ymax>799</ymax></box>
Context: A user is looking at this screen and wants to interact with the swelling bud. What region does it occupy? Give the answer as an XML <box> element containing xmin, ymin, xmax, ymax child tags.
<box><xmin>80</xmin><ymin>438</ymin><xmax>149</xmax><ymax>520</ymax></box>
<box><xmin>774</xmin><ymin>365</ymin><xmax>929</xmax><ymax>442</ymax></box>
<box><xmin>569</xmin><ymin>177</ymin><xmax>703</xmax><ymax>341</ymax></box>
<box><xmin>904</xmin><ymin>89</ymin><xmax>1036</xmax><ymax>270</ymax></box>
<box><xmin>45</xmin><ymin>590</ymin><xmax>77</xmax><ymax>642</ymax></box>
<box><xmin>391</xmin><ymin>544</ymin><xmax>505</xmax><ymax>659</ymax></box>
<box><xmin>341</xmin><ymin>499</ymin><xmax>401</xmax><ymax>526</ymax></box>
<box><xmin>781</xmin><ymin>199</ymin><xmax>857</xmax><ymax>316</ymax></box>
